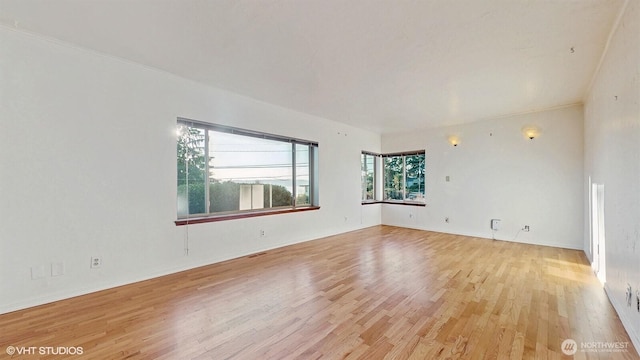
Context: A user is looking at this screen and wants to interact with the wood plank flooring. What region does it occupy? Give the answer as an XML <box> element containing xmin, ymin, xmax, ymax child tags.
<box><xmin>0</xmin><ymin>225</ymin><xmax>637</xmax><ymax>359</ymax></box>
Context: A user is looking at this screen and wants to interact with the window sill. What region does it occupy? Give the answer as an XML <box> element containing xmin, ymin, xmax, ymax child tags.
<box><xmin>361</xmin><ymin>201</ymin><xmax>426</xmax><ymax>207</ymax></box>
<box><xmin>381</xmin><ymin>201</ymin><xmax>426</xmax><ymax>207</ymax></box>
<box><xmin>175</xmin><ymin>206</ymin><xmax>320</xmax><ymax>226</ymax></box>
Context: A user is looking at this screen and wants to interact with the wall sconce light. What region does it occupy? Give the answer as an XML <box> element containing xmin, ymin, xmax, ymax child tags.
<box><xmin>448</xmin><ymin>135</ymin><xmax>460</xmax><ymax>147</ymax></box>
<box><xmin>522</xmin><ymin>125</ymin><xmax>541</xmax><ymax>140</ymax></box>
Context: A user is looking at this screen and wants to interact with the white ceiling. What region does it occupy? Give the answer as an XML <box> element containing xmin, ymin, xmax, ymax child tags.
<box><xmin>0</xmin><ymin>0</ymin><xmax>624</xmax><ymax>134</ymax></box>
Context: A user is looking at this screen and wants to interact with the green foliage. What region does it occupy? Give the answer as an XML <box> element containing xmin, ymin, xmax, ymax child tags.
<box><xmin>406</xmin><ymin>154</ymin><xmax>425</xmax><ymax>193</ymax></box>
<box><xmin>296</xmin><ymin>194</ymin><xmax>309</xmax><ymax>205</ymax></box>
<box><xmin>177</xmin><ymin>125</ymin><xmax>206</xmax><ymax>187</ymax></box>
<box><xmin>364</xmin><ymin>172</ymin><xmax>374</xmax><ymax>199</ymax></box>
<box><xmin>210</xmin><ymin>181</ymin><xmax>240</xmax><ymax>213</ymax></box>
<box><xmin>177</xmin><ymin>124</ymin><xmax>296</xmax><ymax>215</ymax></box>
<box><xmin>361</xmin><ymin>154</ymin><xmax>376</xmax><ymax>200</ymax></box>
<box><xmin>177</xmin><ymin>183</ymin><xmax>206</xmax><ymax>214</ymax></box>
<box><xmin>383</xmin><ymin>154</ymin><xmax>425</xmax><ymax>200</ymax></box>
<box><xmin>384</xmin><ymin>156</ymin><xmax>404</xmax><ymax>200</ymax></box>
<box><xmin>405</xmin><ymin>155</ymin><xmax>425</xmax><ymax>179</ymax></box>
<box><xmin>177</xmin><ymin>125</ymin><xmax>208</xmax><ymax>215</ymax></box>
<box><xmin>267</xmin><ymin>184</ymin><xmax>293</xmax><ymax>207</ymax></box>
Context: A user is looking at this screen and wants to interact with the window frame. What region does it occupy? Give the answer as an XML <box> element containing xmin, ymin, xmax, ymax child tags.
<box><xmin>382</xmin><ymin>150</ymin><xmax>425</xmax><ymax>205</ymax></box>
<box><xmin>360</xmin><ymin>150</ymin><xmax>425</xmax><ymax>206</ymax></box>
<box><xmin>401</xmin><ymin>152</ymin><xmax>426</xmax><ymax>203</ymax></box>
<box><xmin>175</xmin><ymin>118</ymin><xmax>319</xmax><ymax>225</ymax></box>
<box><xmin>361</xmin><ymin>151</ymin><xmax>378</xmax><ymax>203</ymax></box>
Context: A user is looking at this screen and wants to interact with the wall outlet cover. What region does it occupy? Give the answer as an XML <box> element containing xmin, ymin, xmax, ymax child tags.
<box><xmin>491</xmin><ymin>219</ymin><xmax>501</xmax><ymax>231</ymax></box>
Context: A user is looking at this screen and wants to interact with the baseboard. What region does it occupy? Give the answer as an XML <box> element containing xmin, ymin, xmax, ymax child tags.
<box><xmin>604</xmin><ymin>282</ymin><xmax>640</xmax><ymax>355</ymax></box>
<box><xmin>1</xmin><ymin>224</ymin><xmax>376</xmax><ymax>315</ymax></box>
<box><xmin>0</xmin><ymin>262</ymin><xmax>197</xmax><ymax>315</ymax></box>
<box><xmin>383</xmin><ymin>222</ymin><xmax>582</xmax><ymax>250</ymax></box>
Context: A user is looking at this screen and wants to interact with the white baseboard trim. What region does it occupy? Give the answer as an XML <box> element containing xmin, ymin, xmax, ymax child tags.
<box><xmin>1</xmin><ymin>224</ymin><xmax>375</xmax><ymax>315</ymax></box>
<box><xmin>382</xmin><ymin>222</ymin><xmax>582</xmax><ymax>250</ymax></box>
<box><xmin>604</xmin><ymin>282</ymin><xmax>640</xmax><ymax>356</ymax></box>
<box><xmin>0</xmin><ymin>263</ymin><xmax>196</xmax><ymax>315</ymax></box>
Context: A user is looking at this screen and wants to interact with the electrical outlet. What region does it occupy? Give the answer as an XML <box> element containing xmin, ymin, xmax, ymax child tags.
<box><xmin>90</xmin><ymin>257</ymin><xmax>102</xmax><ymax>269</ymax></box>
<box><xmin>523</xmin><ymin>225</ymin><xmax>530</xmax><ymax>232</ymax></box>
<box><xmin>490</xmin><ymin>219</ymin><xmax>500</xmax><ymax>231</ymax></box>
<box><xmin>636</xmin><ymin>291</ymin><xmax>640</xmax><ymax>312</ymax></box>
<box><xmin>626</xmin><ymin>284</ymin><xmax>632</xmax><ymax>306</ymax></box>
<box><xmin>260</xmin><ymin>229</ymin><xmax>266</xmax><ymax>237</ymax></box>
<box><xmin>445</xmin><ymin>217</ymin><xmax>450</xmax><ymax>223</ymax></box>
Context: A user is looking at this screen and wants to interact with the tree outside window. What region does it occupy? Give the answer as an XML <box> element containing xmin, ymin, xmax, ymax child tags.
<box><xmin>383</xmin><ymin>152</ymin><xmax>425</xmax><ymax>203</ymax></box>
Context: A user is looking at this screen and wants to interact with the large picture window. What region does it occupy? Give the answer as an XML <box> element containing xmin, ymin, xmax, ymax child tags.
<box><xmin>177</xmin><ymin>119</ymin><xmax>318</xmax><ymax>221</ymax></box>
<box><xmin>383</xmin><ymin>151</ymin><xmax>425</xmax><ymax>203</ymax></box>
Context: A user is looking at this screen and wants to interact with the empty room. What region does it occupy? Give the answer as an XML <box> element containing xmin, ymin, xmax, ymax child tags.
<box><xmin>1</xmin><ymin>0</ymin><xmax>639</xmax><ymax>359</ymax></box>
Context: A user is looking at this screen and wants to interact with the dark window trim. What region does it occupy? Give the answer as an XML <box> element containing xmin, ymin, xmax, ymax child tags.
<box><xmin>361</xmin><ymin>150</ymin><xmax>381</xmax><ymax>157</ymax></box>
<box><xmin>382</xmin><ymin>150</ymin><xmax>426</xmax><ymax>204</ymax></box>
<box><xmin>175</xmin><ymin>206</ymin><xmax>320</xmax><ymax>226</ymax></box>
<box><xmin>176</xmin><ymin>119</ymin><xmax>319</xmax><ymax>222</ymax></box>
<box><xmin>178</xmin><ymin>117</ymin><xmax>318</xmax><ymax>147</ymax></box>
<box><xmin>380</xmin><ymin>201</ymin><xmax>426</xmax><ymax>207</ymax></box>
<box><xmin>361</xmin><ymin>200</ymin><xmax>426</xmax><ymax>207</ymax></box>
<box><xmin>382</xmin><ymin>150</ymin><xmax>425</xmax><ymax>157</ymax></box>
<box><xmin>361</xmin><ymin>151</ymin><xmax>426</xmax><ymax>203</ymax></box>
<box><xmin>361</xmin><ymin>151</ymin><xmax>378</xmax><ymax>202</ymax></box>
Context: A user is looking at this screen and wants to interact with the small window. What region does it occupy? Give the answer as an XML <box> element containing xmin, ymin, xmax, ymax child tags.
<box><xmin>361</xmin><ymin>152</ymin><xmax>377</xmax><ymax>201</ymax></box>
<box><xmin>177</xmin><ymin>119</ymin><xmax>318</xmax><ymax>221</ymax></box>
<box><xmin>383</xmin><ymin>155</ymin><xmax>404</xmax><ymax>201</ymax></box>
<box><xmin>404</xmin><ymin>153</ymin><xmax>425</xmax><ymax>202</ymax></box>
<box><xmin>383</xmin><ymin>151</ymin><xmax>425</xmax><ymax>203</ymax></box>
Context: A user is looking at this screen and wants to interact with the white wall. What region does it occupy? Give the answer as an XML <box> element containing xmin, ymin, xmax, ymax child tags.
<box><xmin>0</xmin><ymin>27</ymin><xmax>381</xmax><ymax>314</ymax></box>
<box><xmin>584</xmin><ymin>0</ymin><xmax>640</xmax><ymax>350</ymax></box>
<box><xmin>382</xmin><ymin>105</ymin><xmax>584</xmax><ymax>250</ymax></box>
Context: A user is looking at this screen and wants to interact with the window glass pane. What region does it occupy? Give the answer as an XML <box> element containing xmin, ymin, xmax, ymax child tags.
<box><xmin>209</xmin><ymin>131</ymin><xmax>292</xmax><ymax>213</ymax></box>
<box><xmin>296</xmin><ymin>144</ymin><xmax>310</xmax><ymax>205</ymax></box>
<box><xmin>177</xmin><ymin>120</ymin><xmax>318</xmax><ymax>219</ymax></box>
<box><xmin>177</xmin><ymin>125</ymin><xmax>206</xmax><ymax>216</ymax></box>
<box><xmin>361</xmin><ymin>154</ymin><xmax>375</xmax><ymax>200</ymax></box>
<box><xmin>384</xmin><ymin>156</ymin><xmax>404</xmax><ymax>200</ymax></box>
<box><xmin>405</xmin><ymin>154</ymin><xmax>425</xmax><ymax>202</ymax></box>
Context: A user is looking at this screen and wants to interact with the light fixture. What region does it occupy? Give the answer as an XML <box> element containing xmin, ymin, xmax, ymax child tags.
<box><xmin>522</xmin><ymin>125</ymin><xmax>541</xmax><ymax>140</ymax></box>
<box><xmin>448</xmin><ymin>135</ymin><xmax>460</xmax><ymax>147</ymax></box>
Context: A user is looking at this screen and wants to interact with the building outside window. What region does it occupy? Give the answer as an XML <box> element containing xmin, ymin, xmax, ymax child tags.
<box><xmin>177</xmin><ymin>119</ymin><xmax>318</xmax><ymax>219</ymax></box>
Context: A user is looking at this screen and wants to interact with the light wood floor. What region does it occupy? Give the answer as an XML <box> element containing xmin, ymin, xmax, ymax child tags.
<box><xmin>1</xmin><ymin>226</ymin><xmax>637</xmax><ymax>359</ymax></box>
